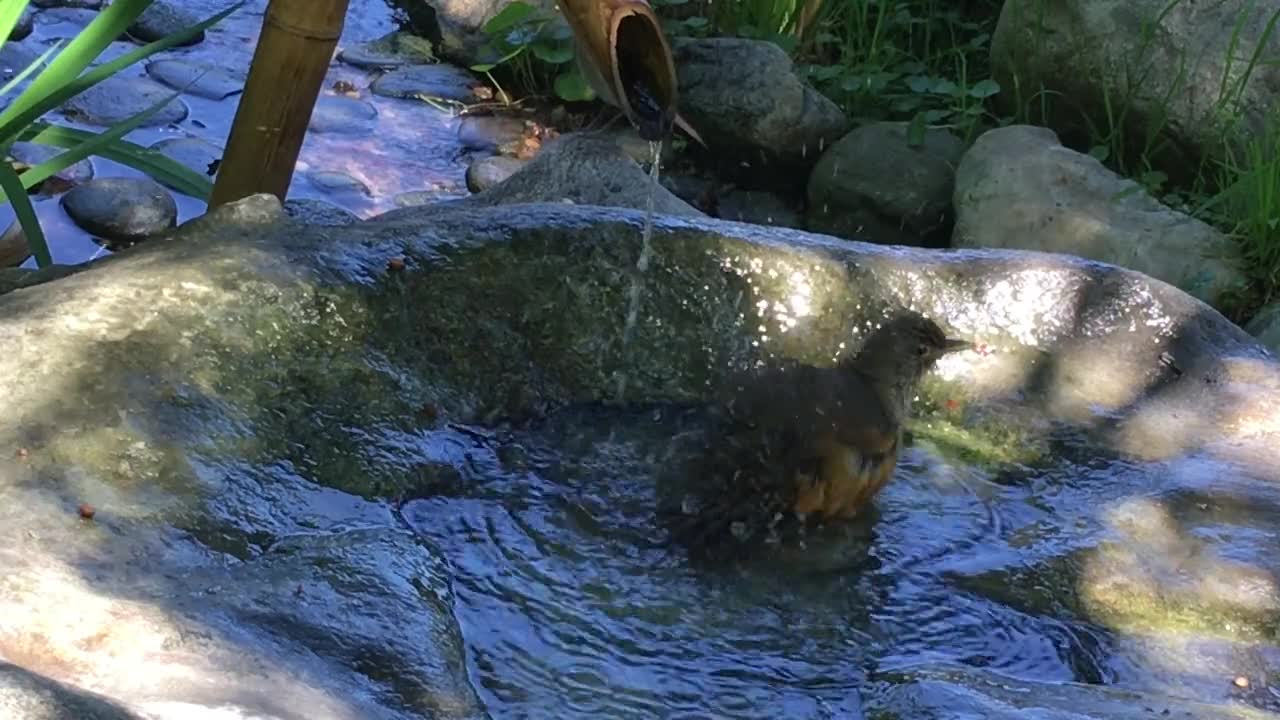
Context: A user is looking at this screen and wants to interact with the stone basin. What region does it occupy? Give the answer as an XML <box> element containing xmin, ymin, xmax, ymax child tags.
<box><xmin>1</xmin><ymin>195</ymin><xmax>1278</xmax><ymax>718</ymax></box>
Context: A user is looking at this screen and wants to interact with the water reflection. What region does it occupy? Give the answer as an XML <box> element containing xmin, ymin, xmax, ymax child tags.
<box><xmin>396</xmin><ymin>402</ymin><xmax>1222</xmax><ymax>717</ymax></box>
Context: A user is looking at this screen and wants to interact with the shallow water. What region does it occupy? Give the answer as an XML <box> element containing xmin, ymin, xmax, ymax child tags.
<box><xmin>399</xmin><ymin>402</ymin><xmax>1277</xmax><ymax>718</ymax></box>
<box><xmin>10</xmin><ymin>0</ymin><xmax>470</xmax><ymax>267</ymax></box>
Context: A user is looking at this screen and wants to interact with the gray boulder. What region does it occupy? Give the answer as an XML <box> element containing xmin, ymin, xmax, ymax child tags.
<box><xmin>991</xmin><ymin>0</ymin><xmax>1280</xmax><ymax>172</ymax></box>
<box><xmin>807</xmin><ymin>121</ymin><xmax>965</xmax><ymax>246</ymax></box>
<box><xmin>953</xmin><ymin>125</ymin><xmax>1246</xmax><ymax>307</ymax></box>
<box><xmin>674</xmin><ymin>37</ymin><xmax>849</xmax><ymax>182</ymax></box>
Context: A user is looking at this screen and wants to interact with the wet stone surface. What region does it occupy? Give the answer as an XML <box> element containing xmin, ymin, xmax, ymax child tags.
<box><xmin>370</xmin><ymin>63</ymin><xmax>480</xmax><ymax>102</ymax></box>
<box><xmin>126</xmin><ymin>0</ymin><xmax>204</xmax><ymax>45</ymax></box>
<box><xmin>3</xmin><ymin>195</ymin><xmax>1280</xmax><ymax>717</ymax></box>
<box><xmin>308</xmin><ymin>95</ymin><xmax>379</xmax><ymax>135</ymax></box>
<box><xmin>61</xmin><ymin>75</ymin><xmax>190</xmax><ymax>127</ymax></box>
<box><xmin>60</xmin><ymin>177</ymin><xmax>178</xmax><ymax>247</ymax></box>
<box><xmin>145</xmin><ymin>59</ymin><xmax>244</xmax><ymax>100</ymax></box>
<box><xmin>149</xmin><ymin>136</ymin><xmax>222</xmax><ymax>178</ymax></box>
<box><xmin>9</xmin><ymin>140</ymin><xmax>95</xmax><ymax>186</ymax></box>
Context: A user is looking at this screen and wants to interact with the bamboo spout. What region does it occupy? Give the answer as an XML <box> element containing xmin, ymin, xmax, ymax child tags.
<box><xmin>558</xmin><ymin>0</ymin><xmax>704</xmax><ymax>145</ymax></box>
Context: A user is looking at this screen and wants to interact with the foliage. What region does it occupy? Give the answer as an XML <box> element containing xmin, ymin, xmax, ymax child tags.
<box><xmin>470</xmin><ymin>1</ymin><xmax>593</xmax><ymax>103</ymax></box>
<box><xmin>0</xmin><ymin>0</ymin><xmax>242</xmax><ymax>268</ymax></box>
<box><xmin>790</xmin><ymin>0</ymin><xmax>1003</xmax><ymax>144</ymax></box>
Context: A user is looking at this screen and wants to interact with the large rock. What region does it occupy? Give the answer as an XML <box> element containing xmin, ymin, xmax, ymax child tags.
<box><xmin>3</xmin><ymin>192</ymin><xmax>1280</xmax><ymax>717</ymax></box>
<box><xmin>674</xmin><ymin>37</ymin><xmax>850</xmax><ymax>185</ymax></box>
<box><xmin>0</xmin><ymin>663</ymin><xmax>140</xmax><ymax>720</ymax></box>
<box><xmin>953</xmin><ymin>125</ymin><xmax>1247</xmax><ymax>307</ymax></box>
<box><xmin>991</xmin><ymin>0</ymin><xmax>1280</xmax><ymax>175</ymax></box>
<box><xmin>808</xmin><ymin>121</ymin><xmax>966</xmax><ymax>247</ymax></box>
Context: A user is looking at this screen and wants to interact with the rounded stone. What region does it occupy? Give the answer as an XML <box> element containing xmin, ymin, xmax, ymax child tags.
<box><xmin>309</xmin><ymin>171</ymin><xmax>370</xmax><ymax>195</ymax></box>
<box><xmin>145</xmin><ymin>59</ymin><xmax>244</xmax><ymax>100</ymax></box>
<box><xmin>337</xmin><ymin>31</ymin><xmax>437</xmax><ymax>69</ymax></box>
<box><xmin>370</xmin><ymin>64</ymin><xmax>478</xmax><ymax>103</ymax></box>
<box><xmin>62</xmin><ymin>76</ymin><xmax>189</xmax><ymax>127</ymax></box>
<box><xmin>393</xmin><ymin>189</ymin><xmax>461</xmax><ymax>207</ymax></box>
<box><xmin>60</xmin><ymin>177</ymin><xmax>178</xmax><ymax>247</ymax></box>
<box><xmin>308</xmin><ymin>96</ymin><xmax>378</xmax><ymax>135</ymax></box>
<box><xmin>31</xmin><ymin>0</ymin><xmax>101</xmax><ymax>7</ymax></box>
<box><xmin>466</xmin><ymin>155</ymin><xmax>526</xmax><ymax>193</ymax></box>
<box><xmin>8</xmin><ymin>140</ymin><xmax>96</xmax><ymax>185</ymax></box>
<box><xmin>149</xmin><ymin>137</ymin><xmax>222</xmax><ymax>178</ymax></box>
<box><xmin>457</xmin><ymin>115</ymin><xmax>525</xmax><ymax>152</ymax></box>
<box><xmin>126</xmin><ymin>0</ymin><xmax>204</xmax><ymax>46</ymax></box>
<box><xmin>0</xmin><ymin>42</ymin><xmax>41</xmax><ymax>88</ymax></box>
<box><xmin>35</xmin><ymin>7</ymin><xmax>100</xmax><ymax>29</ymax></box>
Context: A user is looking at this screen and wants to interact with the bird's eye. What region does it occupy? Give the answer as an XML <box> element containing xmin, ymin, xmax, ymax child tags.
<box><xmin>916</xmin><ymin>342</ymin><xmax>930</xmax><ymax>356</ymax></box>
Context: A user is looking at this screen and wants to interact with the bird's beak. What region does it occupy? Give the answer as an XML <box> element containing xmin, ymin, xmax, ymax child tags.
<box><xmin>941</xmin><ymin>338</ymin><xmax>972</xmax><ymax>354</ymax></box>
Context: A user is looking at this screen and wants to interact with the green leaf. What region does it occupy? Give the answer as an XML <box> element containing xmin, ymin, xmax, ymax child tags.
<box><xmin>931</xmin><ymin>78</ymin><xmax>959</xmax><ymax>96</ymax></box>
<box><xmin>0</xmin><ymin>1</ymin><xmax>31</xmax><ymax>50</ymax></box>
<box><xmin>0</xmin><ymin>1</ymin><xmax>246</xmax><ymax>146</ymax></box>
<box><xmin>968</xmin><ymin>78</ymin><xmax>1001</xmax><ymax>99</ymax></box>
<box><xmin>482</xmin><ymin>1</ymin><xmax>537</xmax><ymax>35</ymax></box>
<box><xmin>1088</xmin><ymin>145</ymin><xmax>1110</xmax><ymax>163</ymax></box>
<box><xmin>11</xmin><ymin>86</ymin><xmax>191</xmax><ymax>197</ymax></box>
<box><xmin>554</xmin><ymin>69</ymin><xmax>595</xmax><ymax>102</ymax></box>
<box><xmin>20</xmin><ymin>123</ymin><xmax>214</xmax><ymax>199</ymax></box>
<box><xmin>906</xmin><ymin>75</ymin><xmax>931</xmax><ymax>93</ymax></box>
<box><xmin>0</xmin><ymin>160</ymin><xmax>50</xmax><ymax>268</ymax></box>
<box><xmin>531</xmin><ymin>41</ymin><xmax>574</xmax><ymax>64</ymax></box>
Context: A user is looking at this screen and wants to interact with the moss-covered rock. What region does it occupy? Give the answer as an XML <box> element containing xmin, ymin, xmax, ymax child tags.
<box><xmin>2</xmin><ymin>193</ymin><xmax>1279</xmax><ymax>716</ymax></box>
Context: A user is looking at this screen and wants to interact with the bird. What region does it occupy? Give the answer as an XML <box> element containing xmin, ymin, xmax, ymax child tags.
<box><xmin>659</xmin><ymin>309</ymin><xmax>970</xmax><ymax>559</ymax></box>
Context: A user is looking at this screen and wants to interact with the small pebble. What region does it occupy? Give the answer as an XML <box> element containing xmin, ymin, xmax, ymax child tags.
<box><xmin>387</xmin><ymin>257</ymin><xmax>405</xmax><ymax>272</ymax></box>
<box><xmin>1234</xmin><ymin>676</ymin><xmax>1249</xmax><ymax>688</ymax></box>
<box><xmin>78</xmin><ymin>503</ymin><xmax>96</xmax><ymax>520</ymax></box>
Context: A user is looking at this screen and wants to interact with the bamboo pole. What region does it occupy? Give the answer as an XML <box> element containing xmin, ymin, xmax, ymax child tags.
<box><xmin>209</xmin><ymin>0</ymin><xmax>349</xmax><ymax>208</ymax></box>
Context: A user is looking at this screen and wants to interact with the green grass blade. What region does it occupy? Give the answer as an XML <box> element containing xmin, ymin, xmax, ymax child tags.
<box><xmin>0</xmin><ymin>0</ymin><xmax>153</xmax><ymax>135</ymax></box>
<box><xmin>19</xmin><ymin>123</ymin><xmax>214</xmax><ymax>199</ymax></box>
<box><xmin>0</xmin><ymin>0</ymin><xmax>32</xmax><ymax>49</ymax></box>
<box><xmin>0</xmin><ymin>41</ymin><xmax>63</xmax><ymax>98</ymax></box>
<box><xmin>0</xmin><ymin>160</ymin><xmax>51</xmax><ymax>268</ymax></box>
<box><xmin>9</xmin><ymin>86</ymin><xmax>191</xmax><ymax>197</ymax></box>
<box><xmin>0</xmin><ymin>1</ymin><xmax>246</xmax><ymax>145</ymax></box>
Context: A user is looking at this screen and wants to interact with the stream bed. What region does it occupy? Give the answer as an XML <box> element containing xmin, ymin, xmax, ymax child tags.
<box><xmin>8</xmin><ymin>0</ymin><xmax>471</xmax><ymax>266</ymax></box>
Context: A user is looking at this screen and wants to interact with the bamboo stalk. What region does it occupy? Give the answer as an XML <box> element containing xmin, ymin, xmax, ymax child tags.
<box><xmin>209</xmin><ymin>0</ymin><xmax>349</xmax><ymax>208</ymax></box>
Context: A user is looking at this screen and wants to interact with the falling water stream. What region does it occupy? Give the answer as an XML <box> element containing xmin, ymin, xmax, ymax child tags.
<box><xmin>615</xmin><ymin>139</ymin><xmax>663</xmax><ymax>402</ymax></box>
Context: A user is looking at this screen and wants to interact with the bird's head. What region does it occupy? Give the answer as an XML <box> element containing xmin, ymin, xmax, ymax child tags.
<box><xmin>846</xmin><ymin>310</ymin><xmax>971</xmax><ymax>382</ymax></box>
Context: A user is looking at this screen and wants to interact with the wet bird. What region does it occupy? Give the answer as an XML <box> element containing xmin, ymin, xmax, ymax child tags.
<box><xmin>661</xmin><ymin>310</ymin><xmax>970</xmax><ymax>558</ymax></box>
